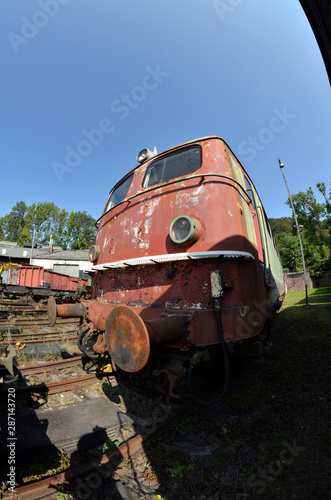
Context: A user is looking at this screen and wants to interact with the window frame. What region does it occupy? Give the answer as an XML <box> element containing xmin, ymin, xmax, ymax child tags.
<box><xmin>142</xmin><ymin>145</ymin><xmax>202</xmax><ymax>189</ymax></box>
<box><xmin>244</xmin><ymin>176</ymin><xmax>257</xmax><ymax>210</ymax></box>
<box><xmin>103</xmin><ymin>172</ymin><xmax>134</xmax><ymax>215</ymax></box>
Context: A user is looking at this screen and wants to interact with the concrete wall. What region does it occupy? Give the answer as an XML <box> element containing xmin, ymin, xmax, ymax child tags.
<box><xmin>284</xmin><ymin>270</ymin><xmax>313</xmax><ymax>292</ymax></box>
<box><xmin>284</xmin><ymin>269</ymin><xmax>331</xmax><ymax>291</ymax></box>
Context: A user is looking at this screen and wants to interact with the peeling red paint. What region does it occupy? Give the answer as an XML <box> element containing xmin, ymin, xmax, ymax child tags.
<box><xmin>53</xmin><ymin>137</ymin><xmax>285</xmax><ymax>378</ymax></box>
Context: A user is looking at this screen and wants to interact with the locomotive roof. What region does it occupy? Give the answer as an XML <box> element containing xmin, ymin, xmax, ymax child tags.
<box><xmin>152</xmin><ymin>135</ymin><xmax>225</xmax><ymax>159</ymax></box>
<box><xmin>104</xmin><ymin>135</ymin><xmax>259</xmax><ymax>206</ymax></box>
<box><xmin>138</xmin><ymin>136</ymin><xmax>247</xmax><ymax>176</ymax></box>
<box><xmin>137</xmin><ymin>135</ymin><xmax>257</xmax><ymax>193</ymax></box>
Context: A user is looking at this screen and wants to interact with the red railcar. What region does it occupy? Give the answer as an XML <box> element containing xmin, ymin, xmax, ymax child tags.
<box><xmin>48</xmin><ymin>136</ymin><xmax>285</xmax><ymax>402</ymax></box>
<box><xmin>3</xmin><ymin>265</ymin><xmax>87</xmax><ymax>300</ymax></box>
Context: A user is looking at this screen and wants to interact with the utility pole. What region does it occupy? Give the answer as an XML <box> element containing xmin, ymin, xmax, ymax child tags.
<box><xmin>30</xmin><ymin>224</ymin><xmax>36</xmax><ymax>264</ymax></box>
<box><xmin>278</xmin><ymin>159</ymin><xmax>309</xmax><ymax>306</ymax></box>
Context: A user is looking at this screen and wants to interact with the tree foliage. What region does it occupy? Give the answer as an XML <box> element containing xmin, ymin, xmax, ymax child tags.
<box><xmin>67</xmin><ymin>211</ymin><xmax>97</xmax><ymax>250</ymax></box>
<box><xmin>317</xmin><ymin>181</ymin><xmax>331</xmax><ymax>231</ymax></box>
<box><xmin>0</xmin><ymin>201</ymin><xmax>97</xmax><ymax>250</ymax></box>
<box><xmin>285</xmin><ymin>187</ymin><xmax>326</xmax><ymax>244</ymax></box>
<box><xmin>273</xmin><ymin>183</ymin><xmax>331</xmax><ymax>276</ymax></box>
<box><xmin>274</xmin><ymin>232</ymin><xmax>302</xmax><ymax>271</ymax></box>
<box><xmin>269</xmin><ymin>217</ymin><xmax>294</xmax><ymax>235</ymax></box>
<box><xmin>1</xmin><ymin>201</ymin><xmax>28</xmax><ymax>242</ymax></box>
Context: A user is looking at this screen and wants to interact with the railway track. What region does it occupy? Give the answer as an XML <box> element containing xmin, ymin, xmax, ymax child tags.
<box><xmin>1</xmin><ymin>372</ymin><xmax>196</xmax><ymax>500</ymax></box>
<box><xmin>1</xmin><ymin>372</ymin><xmax>103</xmax><ymax>397</ymax></box>
<box><xmin>0</xmin><ymin>302</ymin><xmax>76</xmax><ymax>320</ymax></box>
<box><xmin>0</xmin><ymin>341</ymin><xmax>212</xmax><ymax>500</ymax></box>
<box><xmin>3</xmin><ymin>399</ymin><xmax>194</xmax><ymax>500</ymax></box>
<box><xmin>0</xmin><ymin>324</ymin><xmax>79</xmax><ymax>344</ymax></box>
<box><xmin>0</xmin><ymin>300</ymin><xmax>43</xmax><ymax>307</ymax></box>
<box><xmin>0</xmin><ymin>307</ymin><xmax>46</xmax><ymax>314</ymax></box>
<box><xmin>0</xmin><ymin>308</ymin><xmax>85</xmax><ymax>383</ymax></box>
<box><xmin>1</xmin><ymin>329</ymin><xmax>77</xmax><ymax>340</ymax></box>
<box><xmin>0</xmin><ymin>304</ymin><xmax>80</xmax><ymax>344</ymax></box>
<box><xmin>0</xmin><ymin>355</ymin><xmax>101</xmax><ymax>394</ymax></box>
<box><xmin>18</xmin><ymin>355</ymin><xmax>83</xmax><ymax>375</ymax></box>
<box><xmin>0</xmin><ymin>318</ymin><xmax>79</xmax><ymax>326</ymax></box>
<box><xmin>0</xmin><ymin>298</ymin><xmax>217</xmax><ymax>500</ymax></box>
<box><xmin>0</xmin><ymin>303</ymin><xmax>46</xmax><ymax>313</ymax></box>
<box><xmin>0</xmin><ymin>335</ymin><xmax>78</xmax><ymax>345</ymax></box>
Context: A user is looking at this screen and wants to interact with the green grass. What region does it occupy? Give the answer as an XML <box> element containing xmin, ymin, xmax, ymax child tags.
<box><xmin>21</xmin><ymin>449</ymin><xmax>70</xmax><ymax>484</ymax></box>
<box><xmin>280</xmin><ymin>287</ymin><xmax>331</xmax><ymax>337</ymax></box>
<box><xmin>157</xmin><ymin>286</ymin><xmax>331</xmax><ymax>500</ymax></box>
<box><xmin>284</xmin><ymin>286</ymin><xmax>331</xmax><ymax>307</ymax></box>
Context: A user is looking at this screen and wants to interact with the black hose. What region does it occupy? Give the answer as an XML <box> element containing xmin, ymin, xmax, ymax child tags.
<box><xmin>186</xmin><ymin>310</ymin><xmax>230</xmax><ymax>406</ymax></box>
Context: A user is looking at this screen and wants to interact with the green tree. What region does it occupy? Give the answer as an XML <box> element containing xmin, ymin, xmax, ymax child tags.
<box><xmin>24</xmin><ymin>202</ymin><xmax>69</xmax><ymax>247</ymax></box>
<box><xmin>279</xmin><ymin>183</ymin><xmax>331</xmax><ymax>275</ymax></box>
<box><xmin>317</xmin><ymin>181</ymin><xmax>331</xmax><ymax>237</ymax></box>
<box><xmin>274</xmin><ymin>232</ymin><xmax>302</xmax><ymax>271</ymax></box>
<box><xmin>67</xmin><ymin>211</ymin><xmax>97</xmax><ymax>249</ymax></box>
<box><xmin>304</xmin><ymin>241</ymin><xmax>330</xmax><ymax>276</ymax></box>
<box><xmin>316</xmin><ymin>181</ymin><xmax>331</xmax><ymax>214</ymax></box>
<box><xmin>0</xmin><ymin>201</ymin><xmax>28</xmax><ymax>241</ymax></box>
<box><xmin>286</xmin><ymin>187</ymin><xmax>326</xmax><ymax>244</ymax></box>
<box><xmin>0</xmin><ymin>217</ymin><xmax>5</xmax><ymax>240</ymax></box>
<box><xmin>1</xmin><ymin>201</ymin><xmax>97</xmax><ymax>250</ymax></box>
<box><xmin>269</xmin><ymin>217</ymin><xmax>294</xmax><ymax>235</ymax></box>
<box><xmin>17</xmin><ymin>226</ymin><xmax>32</xmax><ymax>247</ymax></box>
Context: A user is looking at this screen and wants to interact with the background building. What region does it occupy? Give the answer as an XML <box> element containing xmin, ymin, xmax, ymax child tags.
<box><xmin>0</xmin><ymin>241</ymin><xmax>89</xmax><ymax>280</ymax></box>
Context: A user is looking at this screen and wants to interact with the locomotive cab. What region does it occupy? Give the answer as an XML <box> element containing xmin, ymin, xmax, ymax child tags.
<box><xmin>48</xmin><ymin>136</ymin><xmax>285</xmax><ymax>401</ymax></box>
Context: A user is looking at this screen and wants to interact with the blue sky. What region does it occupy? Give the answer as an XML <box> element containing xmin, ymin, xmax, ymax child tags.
<box><xmin>1</xmin><ymin>0</ymin><xmax>330</xmax><ymax>227</ymax></box>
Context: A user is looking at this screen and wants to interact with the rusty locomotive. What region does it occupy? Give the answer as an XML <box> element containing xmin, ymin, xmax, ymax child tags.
<box><xmin>48</xmin><ymin>136</ymin><xmax>285</xmax><ymax>402</ymax></box>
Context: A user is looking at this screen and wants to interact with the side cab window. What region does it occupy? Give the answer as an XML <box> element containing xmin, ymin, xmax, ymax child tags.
<box><xmin>103</xmin><ymin>173</ymin><xmax>134</xmax><ymax>214</ymax></box>
<box><xmin>244</xmin><ymin>177</ymin><xmax>257</xmax><ymax>209</ymax></box>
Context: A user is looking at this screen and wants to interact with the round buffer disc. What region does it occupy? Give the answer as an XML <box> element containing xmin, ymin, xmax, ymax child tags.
<box><xmin>105</xmin><ymin>305</ymin><xmax>150</xmax><ymax>373</ymax></box>
<box><xmin>47</xmin><ymin>296</ymin><xmax>57</xmax><ymax>327</ymax></box>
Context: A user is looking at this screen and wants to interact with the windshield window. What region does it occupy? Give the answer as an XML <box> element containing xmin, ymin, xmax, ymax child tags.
<box><xmin>143</xmin><ymin>146</ymin><xmax>202</xmax><ymax>187</ymax></box>
<box><xmin>104</xmin><ymin>173</ymin><xmax>134</xmax><ymax>213</ymax></box>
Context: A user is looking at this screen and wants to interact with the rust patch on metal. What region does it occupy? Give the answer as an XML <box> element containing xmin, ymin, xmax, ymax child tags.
<box><xmin>47</xmin><ymin>297</ymin><xmax>86</xmax><ymax>327</ymax></box>
<box><xmin>105</xmin><ymin>305</ymin><xmax>150</xmax><ymax>372</ymax></box>
<box><xmin>145</xmin><ymin>315</ymin><xmax>188</xmax><ymax>345</ymax></box>
<box><xmin>47</xmin><ymin>296</ymin><xmax>57</xmax><ymax>327</ymax></box>
<box><xmin>57</xmin><ymin>302</ymin><xmax>86</xmax><ymax>318</ymax></box>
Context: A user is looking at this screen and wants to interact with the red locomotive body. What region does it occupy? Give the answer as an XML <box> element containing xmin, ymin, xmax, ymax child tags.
<box><xmin>48</xmin><ymin>136</ymin><xmax>284</xmax><ymax>399</ymax></box>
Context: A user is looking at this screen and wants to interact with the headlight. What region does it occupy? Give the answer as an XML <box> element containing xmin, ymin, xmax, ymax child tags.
<box><xmin>88</xmin><ymin>245</ymin><xmax>100</xmax><ymax>263</ymax></box>
<box><xmin>169</xmin><ymin>216</ymin><xmax>201</xmax><ymax>245</ymax></box>
<box><xmin>136</xmin><ymin>146</ymin><xmax>157</xmax><ymax>164</ymax></box>
<box><xmin>137</xmin><ymin>148</ymin><xmax>149</xmax><ymax>163</ymax></box>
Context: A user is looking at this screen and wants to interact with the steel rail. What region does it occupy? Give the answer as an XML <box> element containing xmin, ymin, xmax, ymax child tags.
<box><xmin>0</xmin><ymin>301</ymin><xmax>41</xmax><ymax>306</ymax></box>
<box><xmin>0</xmin><ymin>319</ymin><xmax>79</xmax><ymax>325</ymax></box>
<box><xmin>17</xmin><ymin>356</ymin><xmax>83</xmax><ymax>375</ymax></box>
<box><xmin>1</xmin><ymin>329</ymin><xmax>77</xmax><ymax>339</ymax></box>
<box><xmin>0</xmin><ymin>372</ymin><xmax>102</xmax><ymax>399</ymax></box>
<box><xmin>0</xmin><ymin>307</ymin><xmax>47</xmax><ymax>313</ymax></box>
<box><xmin>0</xmin><ymin>335</ymin><xmax>77</xmax><ymax>345</ymax></box>
<box><xmin>18</xmin><ymin>356</ymin><xmax>83</xmax><ymax>375</ymax></box>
